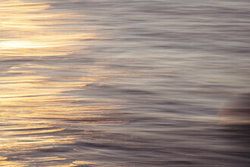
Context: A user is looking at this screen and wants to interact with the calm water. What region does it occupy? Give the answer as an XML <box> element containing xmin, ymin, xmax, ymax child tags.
<box><xmin>1</xmin><ymin>0</ymin><xmax>250</xmax><ymax>166</ymax></box>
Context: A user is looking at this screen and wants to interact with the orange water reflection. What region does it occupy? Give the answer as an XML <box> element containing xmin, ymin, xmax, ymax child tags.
<box><xmin>0</xmin><ymin>1</ymin><xmax>111</xmax><ymax>166</ymax></box>
<box><xmin>0</xmin><ymin>0</ymin><xmax>96</xmax><ymax>57</ymax></box>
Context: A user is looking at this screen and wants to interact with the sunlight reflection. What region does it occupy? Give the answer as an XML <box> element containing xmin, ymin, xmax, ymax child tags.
<box><xmin>0</xmin><ymin>41</ymin><xmax>47</xmax><ymax>49</ymax></box>
<box><xmin>0</xmin><ymin>0</ymin><xmax>96</xmax><ymax>56</ymax></box>
<box><xmin>46</xmin><ymin>161</ymin><xmax>95</xmax><ymax>167</ymax></box>
<box><xmin>0</xmin><ymin>156</ymin><xmax>25</xmax><ymax>167</ymax></box>
<box><xmin>0</xmin><ymin>1</ymin><xmax>108</xmax><ymax>166</ymax></box>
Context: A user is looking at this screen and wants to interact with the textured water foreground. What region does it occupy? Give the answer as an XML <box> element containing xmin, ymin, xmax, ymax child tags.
<box><xmin>0</xmin><ymin>0</ymin><xmax>250</xmax><ymax>166</ymax></box>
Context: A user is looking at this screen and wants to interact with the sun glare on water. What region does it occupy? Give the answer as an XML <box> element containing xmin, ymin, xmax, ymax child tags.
<box><xmin>0</xmin><ymin>0</ymin><xmax>96</xmax><ymax>56</ymax></box>
<box><xmin>0</xmin><ymin>41</ymin><xmax>47</xmax><ymax>49</ymax></box>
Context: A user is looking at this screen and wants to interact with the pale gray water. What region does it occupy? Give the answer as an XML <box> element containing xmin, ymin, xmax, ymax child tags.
<box><xmin>0</xmin><ymin>0</ymin><xmax>250</xmax><ymax>166</ymax></box>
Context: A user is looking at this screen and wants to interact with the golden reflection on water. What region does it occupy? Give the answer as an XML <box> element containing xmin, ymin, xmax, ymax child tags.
<box><xmin>0</xmin><ymin>0</ymin><xmax>96</xmax><ymax>56</ymax></box>
<box><xmin>0</xmin><ymin>156</ymin><xmax>26</xmax><ymax>167</ymax></box>
<box><xmin>0</xmin><ymin>0</ymin><xmax>108</xmax><ymax>166</ymax></box>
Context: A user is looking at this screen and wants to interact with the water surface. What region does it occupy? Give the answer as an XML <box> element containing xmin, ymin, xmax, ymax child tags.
<box><xmin>0</xmin><ymin>0</ymin><xmax>250</xmax><ymax>166</ymax></box>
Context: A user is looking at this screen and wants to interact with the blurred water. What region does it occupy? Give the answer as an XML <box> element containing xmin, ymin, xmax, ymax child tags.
<box><xmin>0</xmin><ymin>0</ymin><xmax>250</xmax><ymax>166</ymax></box>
